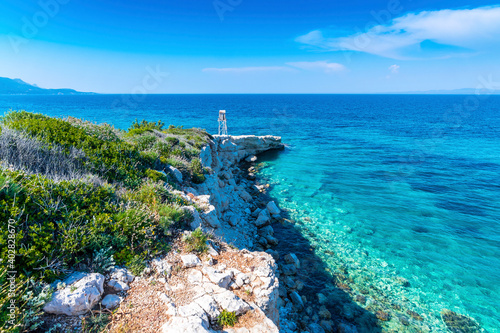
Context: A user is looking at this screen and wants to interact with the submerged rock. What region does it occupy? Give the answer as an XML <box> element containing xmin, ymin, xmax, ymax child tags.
<box><xmin>441</xmin><ymin>309</ymin><xmax>482</xmax><ymax>333</ymax></box>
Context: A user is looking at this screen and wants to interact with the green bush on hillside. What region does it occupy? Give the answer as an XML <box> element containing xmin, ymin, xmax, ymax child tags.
<box><xmin>0</xmin><ymin>111</ymin><xmax>209</xmax><ymax>330</ymax></box>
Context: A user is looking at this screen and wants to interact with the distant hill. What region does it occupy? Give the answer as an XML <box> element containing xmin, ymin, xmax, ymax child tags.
<box><xmin>390</xmin><ymin>88</ymin><xmax>500</xmax><ymax>95</ymax></box>
<box><xmin>0</xmin><ymin>77</ymin><xmax>95</xmax><ymax>95</ymax></box>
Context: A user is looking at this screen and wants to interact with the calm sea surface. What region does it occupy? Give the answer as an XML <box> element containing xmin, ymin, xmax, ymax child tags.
<box><xmin>1</xmin><ymin>94</ymin><xmax>499</xmax><ymax>331</ymax></box>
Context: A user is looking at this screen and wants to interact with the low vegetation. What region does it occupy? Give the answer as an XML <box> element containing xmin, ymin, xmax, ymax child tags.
<box><xmin>217</xmin><ymin>310</ymin><xmax>238</xmax><ymax>327</ymax></box>
<box><xmin>0</xmin><ymin>111</ymin><xmax>212</xmax><ymax>331</ymax></box>
<box><xmin>184</xmin><ymin>228</ymin><xmax>209</xmax><ymax>253</ymax></box>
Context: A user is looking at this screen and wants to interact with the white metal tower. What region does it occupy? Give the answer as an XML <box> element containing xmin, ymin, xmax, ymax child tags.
<box><xmin>218</xmin><ymin>110</ymin><xmax>228</xmax><ymax>136</ymax></box>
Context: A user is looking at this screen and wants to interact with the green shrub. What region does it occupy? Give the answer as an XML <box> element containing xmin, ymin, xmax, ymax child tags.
<box><xmin>81</xmin><ymin>312</ymin><xmax>110</xmax><ymax>333</ymax></box>
<box><xmin>145</xmin><ymin>169</ymin><xmax>167</xmax><ymax>183</ymax></box>
<box><xmin>90</xmin><ymin>247</ymin><xmax>115</xmax><ymax>274</ymax></box>
<box><xmin>217</xmin><ymin>310</ymin><xmax>238</xmax><ymax>327</ymax></box>
<box><xmin>158</xmin><ymin>204</ymin><xmax>189</xmax><ymax>233</ymax></box>
<box><xmin>127</xmin><ymin>255</ymin><xmax>146</xmax><ymax>276</ymax></box>
<box><xmin>129</xmin><ymin>119</ymin><xmax>165</xmax><ymax>131</ymax></box>
<box><xmin>165</xmin><ymin>137</ymin><xmax>179</xmax><ymax>146</ymax></box>
<box><xmin>190</xmin><ymin>158</ymin><xmax>206</xmax><ymax>184</ymax></box>
<box><xmin>184</xmin><ymin>228</ymin><xmax>208</xmax><ymax>253</ymax></box>
<box><xmin>1</xmin><ymin>111</ymin><xmax>153</xmax><ymax>187</ymax></box>
<box><xmin>135</xmin><ymin>135</ymin><xmax>157</xmax><ymax>151</ymax></box>
<box><xmin>0</xmin><ymin>269</ymin><xmax>55</xmax><ymax>332</ymax></box>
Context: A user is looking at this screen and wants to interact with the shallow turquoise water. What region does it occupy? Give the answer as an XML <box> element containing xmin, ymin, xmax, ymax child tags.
<box><xmin>1</xmin><ymin>94</ymin><xmax>499</xmax><ymax>331</ymax></box>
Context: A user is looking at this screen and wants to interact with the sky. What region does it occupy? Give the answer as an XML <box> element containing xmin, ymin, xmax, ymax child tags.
<box><xmin>0</xmin><ymin>0</ymin><xmax>500</xmax><ymax>93</ymax></box>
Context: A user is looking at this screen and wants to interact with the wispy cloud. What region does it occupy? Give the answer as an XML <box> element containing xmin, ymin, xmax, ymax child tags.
<box><xmin>296</xmin><ymin>5</ymin><xmax>500</xmax><ymax>59</ymax></box>
<box><xmin>287</xmin><ymin>61</ymin><xmax>346</xmax><ymax>73</ymax></box>
<box><xmin>202</xmin><ymin>66</ymin><xmax>292</xmax><ymax>73</ymax></box>
<box><xmin>204</xmin><ymin>62</ymin><xmax>347</xmax><ymax>74</ymax></box>
<box><xmin>388</xmin><ymin>64</ymin><xmax>400</xmax><ymax>73</ymax></box>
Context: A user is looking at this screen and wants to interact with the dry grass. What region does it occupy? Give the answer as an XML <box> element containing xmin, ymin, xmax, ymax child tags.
<box><xmin>107</xmin><ymin>279</ymin><xmax>169</xmax><ymax>333</ymax></box>
<box><xmin>0</xmin><ymin>127</ymin><xmax>95</xmax><ymax>182</ymax></box>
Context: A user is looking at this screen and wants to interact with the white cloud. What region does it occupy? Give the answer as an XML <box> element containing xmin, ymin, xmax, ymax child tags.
<box><xmin>388</xmin><ymin>64</ymin><xmax>400</xmax><ymax>73</ymax></box>
<box><xmin>287</xmin><ymin>60</ymin><xmax>346</xmax><ymax>73</ymax></box>
<box><xmin>296</xmin><ymin>5</ymin><xmax>500</xmax><ymax>59</ymax></box>
<box><xmin>202</xmin><ymin>66</ymin><xmax>291</xmax><ymax>73</ymax></box>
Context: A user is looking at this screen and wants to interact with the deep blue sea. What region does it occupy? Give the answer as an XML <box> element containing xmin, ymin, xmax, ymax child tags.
<box><xmin>1</xmin><ymin>94</ymin><xmax>499</xmax><ymax>332</ymax></box>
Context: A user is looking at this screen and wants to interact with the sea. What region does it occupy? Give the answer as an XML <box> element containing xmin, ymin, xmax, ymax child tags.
<box><xmin>1</xmin><ymin>94</ymin><xmax>499</xmax><ymax>332</ymax></box>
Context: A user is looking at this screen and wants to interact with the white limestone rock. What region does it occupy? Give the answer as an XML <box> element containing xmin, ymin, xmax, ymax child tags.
<box><xmin>43</xmin><ymin>273</ymin><xmax>104</xmax><ymax>316</ymax></box>
<box><xmin>181</xmin><ymin>254</ymin><xmax>202</xmax><ymax>268</ymax></box>
<box><xmin>200</xmin><ymin>205</ymin><xmax>222</xmax><ymax>229</ymax></box>
<box><xmin>110</xmin><ymin>267</ymin><xmax>135</xmax><ymax>284</ymax></box>
<box><xmin>168</xmin><ymin>165</ymin><xmax>183</xmax><ymax>182</ymax></box>
<box><xmin>202</xmin><ymin>267</ymin><xmax>232</xmax><ymax>289</ymax></box>
<box><xmin>101</xmin><ymin>294</ymin><xmax>121</xmax><ymax>309</ymax></box>
<box><xmin>161</xmin><ymin>315</ymin><xmax>211</xmax><ymax>333</ymax></box>
<box><xmin>194</xmin><ymin>294</ymin><xmax>220</xmax><ymax>320</ymax></box>
<box><xmin>108</xmin><ymin>279</ymin><xmax>130</xmax><ymax>292</ymax></box>
<box><xmin>213</xmin><ymin>290</ymin><xmax>251</xmax><ymax>315</ymax></box>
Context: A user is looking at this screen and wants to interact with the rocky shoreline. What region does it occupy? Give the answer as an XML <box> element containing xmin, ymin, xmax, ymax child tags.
<box><xmin>39</xmin><ymin>134</ymin><xmax>483</xmax><ymax>333</ymax></box>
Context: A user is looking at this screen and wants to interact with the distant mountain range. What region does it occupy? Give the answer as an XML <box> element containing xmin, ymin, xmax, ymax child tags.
<box><xmin>0</xmin><ymin>77</ymin><xmax>94</xmax><ymax>95</ymax></box>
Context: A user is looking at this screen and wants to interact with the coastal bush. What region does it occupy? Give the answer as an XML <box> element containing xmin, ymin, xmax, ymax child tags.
<box><xmin>217</xmin><ymin>310</ymin><xmax>238</xmax><ymax>327</ymax></box>
<box><xmin>158</xmin><ymin>204</ymin><xmax>190</xmax><ymax>233</ymax></box>
<box><xmin>190</xmin><ymin>158</ymin><xmax>206</xmax><ymax>184</ymax></box>
<box><xmin>0</xmin><ymin>112</ymin><xmax>209</xmax><ymax>330</ymax></box>
<box><xmin>1</xmin><ymin>111</ymin><xmax>153</xmax><ymax>187</ymax></box>
<box><xmin>129</xmin><ymin>119</ymin><xmax>165</xmax><ymax>132</ymax></box>
<box><xmin>184</xmin><ymin>228</ymin><xmax>208</xmax><ymax>253</ymax></box>
<box><xmin>145</xmin><ymin>169</ymin><xmax>168</xmax><ymax>183</ymax></box>
<box><xmin>0</xmin><ymin>127</ymin><xmax>88</xmax><ymax>181</ymax></box>
<box><xmin>90</xmin><ymin>247</ymin><xmax>116</xmax><ymax>274</ymax></box>
<box><xmin>135</xmin><ymin>134</ymin><xmax>157</xmax><ymax>151</ymax></box>
<box><xmin>126</xmin><ymin>255</ymin><xmax>147</xmax><ymax>276</ymax></box>
<box><xmin>81</xmin><ymin>312</ymin><xmax>110</xmax><ymax>333</ymax></box>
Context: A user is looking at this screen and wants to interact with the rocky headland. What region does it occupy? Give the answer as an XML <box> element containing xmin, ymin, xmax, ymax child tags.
<box><xmin>41</xmin><ymin>134</ymin><xmax>315</xmax><ymax>332</ymax></box>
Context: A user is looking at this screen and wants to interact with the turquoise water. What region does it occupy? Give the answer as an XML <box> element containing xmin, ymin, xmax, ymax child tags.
<box><xmin>1</xmin><ymin>94</ymin><xmax>499</xmax><ymax>331</ymax></box>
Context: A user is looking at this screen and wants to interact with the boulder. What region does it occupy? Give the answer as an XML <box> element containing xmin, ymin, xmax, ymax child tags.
<box><xmin>284</xmin><ymin>253</ymin><xmax>300</xmax><ymax>269</ymax></box>
<box><xmin>245</xmin><ymin>155</ymin><xmax>257</xmax><ymax>162</ymax></box>
<box><xmin>110</xmin><ymin>268</ymin><xmax>135</xmax><ymax>283</ymax></box>
<box><xmin>213</xmin><ymin>290</ymin><xmax>251</xmax><ymax>315</ymax></box>
<box><xmin>289</xmin><ymin>291</ymin><xmax>304</xmax><ymax>310</ymax></box>
<box><xmin>101</xmin><ymin>294</ymin><xmax>121</xmax><ymax>309</ymax></box>
<box><xmin>266</xmin><ymin>201</ymin><xmax>281</xmax><ymax>215</ymax></box>
<box><xmin>161</xmin><ymin>316</ymin><xmax>211</xmax><ymax>333</ymax></box>
<box><xmin>441</xmin><ymin>309</ymin><xmax>482</xmax><ymax>333</ymax></box>
<box><xmin>151</xmin><ymin>257</ymin><xmax>173</xmax><ymax>277</ymax></box>
<box><xmin>281</xmin><ymin>264</ymin><xmax>297</xmax><ymax>276</ymax></box>
<box><xmin>44</xmin><ymin>273</ymin><xmax>104</xmax><ymax>316</ymax></box>
<box><xmin>194</xmin><ymin>294</ymin><xmax>220</xmax><ymax>320</ymax></box>
<box><xmin>308</xmin><ymin>323</ymin><xmax>326</xmax><ymax>333</ymax></box>
<box><xmin>181</xmin><ymin>255</ymin><xmax>201</xmax><ymax>268</ymax></box>
<box><xmin>255</xmin><ymin>209</ymin><xmax>271</xmax><ymax>227</ymax></box>
<box><xmin>202</xmin><ymin>267</ymin><xmax>232</xmax><ymax>289</ymax></box>
<box><xmin>168</xmin><ymin>165</ymin><xmax>183</xmax><ymax>183</ymax></box>
<box><xmin>108</xmin><ymin>279</ymin><xmax>130</xmax><ymax>291</ymax></box>
<box><xmin>200</xmin><ymin>205</ymin><xmax>222</xmax><ymax>229</ymax></box>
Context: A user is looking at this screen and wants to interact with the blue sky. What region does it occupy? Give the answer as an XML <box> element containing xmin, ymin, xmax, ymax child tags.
<box><xmin>0</xmin><ymin>0</ymin><xmax>499</xmax><ymax>93</ymax></box>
